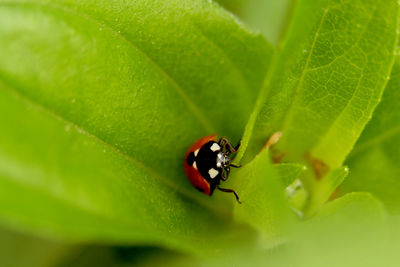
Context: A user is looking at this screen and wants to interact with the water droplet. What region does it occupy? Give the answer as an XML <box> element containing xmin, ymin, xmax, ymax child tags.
<box><xmin>285</xmin><ymin>186</ymin><xmax>295</xmax><ymax>196</ymax></box>
<box><xmin>291</xmin><ymin>207</ymin><xmax>304</xmax><ymax>219</ymax></box>
<box><xmin>294</xmin><ymin>179</ymin><xmax>303</xmax><ymax>189</ymax></box>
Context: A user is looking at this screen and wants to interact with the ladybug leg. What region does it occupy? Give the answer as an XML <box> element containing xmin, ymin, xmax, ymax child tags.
<box><xmin>221</xmin><ymin>171</ymin><xmax>227</xmax><ymax>181</ymax></box>
<box><xmin>217</xmin><ymin>186</ymin><xmax>241</xmax><ymax>204</ymax></box>
<box><xmin>234</xmin><ymin>139</ymin><xmax>241</xmax><ymax>151</ymax></box>
<box><xmin>221</xmin><ymin>166</ymin><xmax>230</xmax><ymax>181</ymax></box>
<box><xmin>218</xmin><ymin>138</ymin><xmax>231</xmax><ymax>153</ymax></box>
<box><xmin>230</xmin><ymin>163</ymin><xmax>241</xmax><ymax>168</ymax></box>
<box><xmin>218</xmin><ymin>138</ymin><xmax>240</xmax><ymax>154</ymax></box>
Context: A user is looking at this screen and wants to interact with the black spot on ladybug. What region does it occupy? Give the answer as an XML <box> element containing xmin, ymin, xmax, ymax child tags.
<box><xmin>196</xmin><ymin>141</ymin><xmax>222</xmax><ymax>180</ymax></box>
<box><xmin>186</xmin><ymin>152</ymin><xmax>195</xmax><ymax>166</ymax></box>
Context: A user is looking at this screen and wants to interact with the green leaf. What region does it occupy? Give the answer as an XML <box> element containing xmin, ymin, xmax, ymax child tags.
<box><xmin>128</xmin><ymin>193</ymin><xmax>393</xmax><ymax>267</ymax></box>
<box><xmin>0</xmin><ymin>0</ymin><xmax>272</xmax><ymax>253</ymax></box>
<box><xmin>275</xmin><ymin>163</ymin><xmax>306</xmax><ymax>187</ymax></box>
<box><xmin>213</xmin><ymin>0</ymin><xmax>244</xmax><ymax>14</ymax></box>
<box><xmin>0</xmin><ymin>227</ymin><xmax>77</xmax><ymax>267</ymax></box>
<box><xmin>304</xmin><ymin>166</ymin><xmax>348</xmax><ymax>217</ymax></box>
<box><xmin>258</xmin><ymin>193</ymin><xmax>396</xmax><ymax>267</ymax></box>
<box><xmin>215</xmin><ymin>0</ymin><xmax>293</xmax><ymax>45</ymax></box>
<box><xmin>275</xmin><ymin>163</ymin><xmax>308</xmax><ymax>213</ymax></box>
<box><xmin>241</xmin><ymin>0</ymin><xmax>292</xmax><ymax>45</ymax></box>
<box><xmin>225</xmin><ymin>149</ymin><xmax>294</xmax><ymax>245</ymax></box>
<box><xmin>284</xmin><ymin>193</ymin><xmax>392</xmax><ymax>267</ymax></box>
<box><xmin>341</xmin><ymin>57</ymin><xmax>400</xmax><ymax>212</ymax></box>
<box><xmin>316</xmin><ymin>192</ymin><xmax>385</xmax><ymax>219</ymax></box>
<box><xmin>237</xmin><ymin>0</ymin><xmax>399</xmax><ymax>173</ymax></box>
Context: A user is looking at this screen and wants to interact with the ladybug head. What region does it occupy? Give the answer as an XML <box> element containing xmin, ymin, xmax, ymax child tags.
<box><xmin>216</xmin><ymin>151</ymin><xmax>230</xmax><ymax>169</ymax></box>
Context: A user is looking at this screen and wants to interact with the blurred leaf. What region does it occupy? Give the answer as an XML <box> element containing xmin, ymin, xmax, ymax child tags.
<box><xmin>266</xmin><ymin>193</ymin><xmax>397</xmax><ymax>267</ymax></box>
<box><xmin>214</xmin><ymin>0</ymin><xmax>292</xmax><ymax>45</ymax></box>
<box><xmin>237</xmin><ymin>0</ymin><xmax>399</xmax><ymax>174</ymax></box>
<box><xmin>58</xmin><ymin>246</ymin><xmax>193</xmax><ymax>267</ymax></box>
<box><xmin>0</xmin><ymin>0</ymin><xmax>273</xmax><ymax>254</ymax></box>
<box><xmin>60</xmin><ymin>247</ymin><xmax>117</xmax><ymax>267</ymax></box>
<box><xmin>239</xmin><ymin>0</ymin><xmax>292</xmax><ymax>45</ymax></box>
<box><xmin>291</xmin><ymin>193</ymin><xmax>391</xmax><ymax>267</ymax></box>
<box><xmin>304</xmin><ymin>166</ymin><xmax>348</xmax><ymax>217</ymax></box>
<box><xmin>111</xmin><ymin>193</ymin><xmax>399</xmax><ymax>267</ymax></box>
<box><xmin>0</xmin><ymin>227</ymin><xmax>77</xmax><ymax>267</ymax></box>
<box><xmin>316</xmin><ymin>192</ymin><xmax>385</xmax><ymax>219</ymax></box>
<box><xmin>275</xmin><ymin>163</ymin><xmax>305</xmax><ymax>187</ymax></box>
<box><xmin>227</xmin><ymin>149</ymin><xmax>294</xmax><ymax>245</ymax></box>
<box><xmin>213</xmin><ymin>0</ymin><xmax>244</xmax><ymax>14</ymax></box>
<box><xmin>341</xmin><ymin>57</ymin><xmax>400</xmax><ymax>212</ymax></box>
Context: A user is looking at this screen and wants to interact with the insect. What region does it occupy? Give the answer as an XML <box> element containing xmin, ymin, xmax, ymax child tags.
<box><xmin>184</xmin><ymin>134</ymin><xmax>241</xmax><ymax>203</ymax></box>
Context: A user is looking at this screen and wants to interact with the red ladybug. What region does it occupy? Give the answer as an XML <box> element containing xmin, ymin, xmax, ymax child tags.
<box><xmin>184</xmin><ymin>134</ymin><xmax>241</xmax><ymax>203</ymax></box>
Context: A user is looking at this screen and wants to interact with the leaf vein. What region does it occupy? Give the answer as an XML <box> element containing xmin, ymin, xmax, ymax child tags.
<box><xmin>0</xmin><ymin>75</ymin><xmax>227</xmax><ymax>216</ymax></box>
<box><xmin>189</xmin><ymin>22</ymin><xmax>251</xmax><ymax>103</ymax></box>
<box><xmin>310</xmin><ymin>4</ymin><xmax>383</xmax><ymax>158</ymax></box>
<box><xmin>278</xmin><ymin>8</ymin><xmax>330</xmax><ymax>133</ymax></box>
<box><xmin>0</xmin><ymin>1</ymin><xmax>216</xmax><ymax>133</ymax></box>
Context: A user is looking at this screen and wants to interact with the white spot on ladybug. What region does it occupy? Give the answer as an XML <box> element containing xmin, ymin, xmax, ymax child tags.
<box><xmin>208</xmin><ymin>168</ymin><xmax>219</xmax><ymax>179</ymax></box>
<box><xmin>216</xmin><ymin>162</ymin><xmax>222</xmax><ymax>168</ymax></box>
<box><xmin>210</xmin><ymin>143</ymin><xmax>220</xmax><ymax>152</ymax></box>
<box><xmin>192</xmin><ymin>161</ymin><xmax>198</xmax><ymax>170</ymax></box>
<box><xmin>194</xmin><ymin>149</ymin><xmax>200</xmax><ymax>157</ymax></box>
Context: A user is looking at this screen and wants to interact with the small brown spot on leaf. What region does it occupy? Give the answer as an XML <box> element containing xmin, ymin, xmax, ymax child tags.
<box><xmin>329</xmin><ymin>189</ymin><xmax>339</xmax><ymax>200</ymax></box>
<box><xmin>306</xmin><ymin>152</ymin><xmax>330</xmax><ymax>180</ymax></box>
<box><xmin>272</xmin><ymin>153</ymin><xmax>286</xmax><ymax>164</ymax></box>
<box><xmin>261</xmin><ymin>132</ymin><xmax>284</xmax><ymax>163</ymax></box>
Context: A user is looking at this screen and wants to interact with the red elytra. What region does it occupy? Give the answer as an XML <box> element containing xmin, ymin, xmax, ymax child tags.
<box><xmin>183</xmin><ymin>134</ymin><xmax>217</xmax><ymax>195</ymax></box>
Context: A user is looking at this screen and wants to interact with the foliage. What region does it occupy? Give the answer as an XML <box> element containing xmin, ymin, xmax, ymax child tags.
<box><xmin>0</xmin><ymin>0</ymin><xmax>399</xmax><ymax>266</ymax></box>
<box><xmin>341</xmin><ymin>58</ymin><xmax>400</xmax><ymax>213</ymax></box>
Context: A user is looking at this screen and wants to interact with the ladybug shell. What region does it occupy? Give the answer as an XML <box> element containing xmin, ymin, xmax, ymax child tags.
<box><xmin>184</xmin><ymin>134</ymin><xmax>218</xmax><ymax>195</ymax></box>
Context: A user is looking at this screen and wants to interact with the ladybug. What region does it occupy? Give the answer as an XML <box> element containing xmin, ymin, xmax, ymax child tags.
<box><xmin>184</xmin><ymin>134</ymin><xmax>241</xmax><ymax>203</ymax></box>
